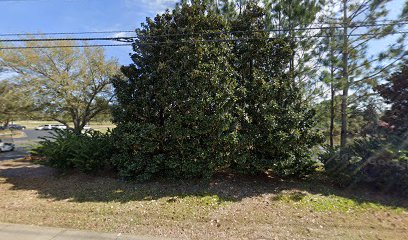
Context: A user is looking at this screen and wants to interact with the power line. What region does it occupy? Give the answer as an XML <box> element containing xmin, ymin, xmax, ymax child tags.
<box><xmin>0</xmin><ymin>43</ymin><xmax>132</xmax><ymax>50</ymax></box>
<box><xmin>0</xmin><ymin>37</ymin><xmax>136</xmax><ymax>42</ymax></box>
<box><xmin>0</xmin><ymin>30</ymin><xmax>135</xmax><ymax>37</ymax></box>
<box><xmin>1</xmin><ymin>30</ymin><xmax>408</xmax><ymax>44</ymax></box>
<box><xmin>1</xmin><ymin>30</ymin><xmax>408</xmax><ymax>50</ymax></box>
<box><xmin>0</xmin><ymin>20</ymin><xmax>407</xmax><ymax>38</ymax></box>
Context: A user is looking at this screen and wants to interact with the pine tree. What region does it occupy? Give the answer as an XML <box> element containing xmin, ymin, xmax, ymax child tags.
<box><xmin>337</xmin><ymin>0</ymin><xmax>396</xmax><ymax>149</ymax></box>
<box><xmin>318</xmin><ymin>21</ymin><xmax>343</xmax><ymax>147</ymax></box>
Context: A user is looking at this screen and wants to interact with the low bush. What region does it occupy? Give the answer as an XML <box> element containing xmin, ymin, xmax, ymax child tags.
<box><xmin>34</xmin><ymin>130</ymin><xmax>115</xmax><ymax>173</ymax></box>
<box><xmin>320</xmin><ymin>137</ymin><xmax>408</xmax><ymax>195</ymax></box>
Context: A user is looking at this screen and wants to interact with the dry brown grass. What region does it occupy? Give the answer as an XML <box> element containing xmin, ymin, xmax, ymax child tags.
<box><xmin>0</xmin><ymin>130</ymin><xmax>26</xmax><ymax>139</ymax></box>
<box><xmin>0</xmin><ymin>159</ymin><xmax>407</xmax><ymax>239</ymax></box>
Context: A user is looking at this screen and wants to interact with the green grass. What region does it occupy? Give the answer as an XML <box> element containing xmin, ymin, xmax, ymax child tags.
<box><xmin>272</xmin><ymin>190</ymin><xmax>405</xmax><ymax>213</ymax></box>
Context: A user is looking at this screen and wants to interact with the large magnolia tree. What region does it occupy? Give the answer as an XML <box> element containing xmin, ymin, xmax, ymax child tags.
<box><xmin>0</xmin><ymin>40</ymin><xmax>119</xmax><ymax>132</ymax></box>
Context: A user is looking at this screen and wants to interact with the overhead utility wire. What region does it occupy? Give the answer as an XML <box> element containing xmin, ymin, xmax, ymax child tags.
<box><xmin>1</xmin><ymin>30</ymin><xmax>408</xmax><ymax>43</ymax></box>
<box><xmin>2</xmin><ymin>30</ymin><xmax>408</xmax><ymax>50</ymax></box>
<box><xmin>0</xmin><ymin>30</ymin><xmax>135</xmax><ymax>37</ymax></box>
<box><xmin>0</xmin><ymin>20</ymin><xmax>407</xmax><ymax>38</ymax></box>
<box><xmin>0</xmin><ymin>43</ymin><xmax>132</xmax><ymax>50</ymax></box>
<box><xmin>0</xmin><ymin>37</ymin><xmax>136</xmax><ymax>42</ymax></box>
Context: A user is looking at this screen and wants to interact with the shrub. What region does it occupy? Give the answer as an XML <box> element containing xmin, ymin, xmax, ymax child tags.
<box><xmin>34</xmin><ymin>130</ymin><xmax>115</xmax><ymax>173</ymax></box>
<box><xmin>320</xmin><ymin>137</ymin><xmax>408</xmax><ymax>195</ymax></box>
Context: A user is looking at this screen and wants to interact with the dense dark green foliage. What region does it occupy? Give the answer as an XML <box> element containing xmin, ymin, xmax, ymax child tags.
<box><xmin>34</xmin><ymin>1</ymin><xmax>323</xmax><ymax>181</ymax></box>
<box><xmin>34</xmin><ymin>130</ymin><xmax>115</xmax><ymax>173</ymax></box>
<box><xmin>376</xmin><ymin>63</ymin><xmax>408</xmax><ymax>137</ymax></box>
<box><xmin>111</xmin><ymin>2</ymin><xmax>239</xmax><ymax>180</ymax></box>
<box><xmin>228</xmin><ymin>2</ymin><xmax>323</xmax><ymax>176</ymax></box>
<box><xmin>111</xmin><ymin>1</ymin><xmax>323</xmax><ymax>181</ymax></box>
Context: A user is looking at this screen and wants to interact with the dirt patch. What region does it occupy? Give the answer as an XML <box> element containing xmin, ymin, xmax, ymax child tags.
<box><xmin>0</xmin><ymin>159</ymin><xmax>407</xmax><ymax>239</ymax></box>
<box><xmin>0</xmin><ymin>159</ymin><xmax>56</xmax><ymax>178</ymax></box>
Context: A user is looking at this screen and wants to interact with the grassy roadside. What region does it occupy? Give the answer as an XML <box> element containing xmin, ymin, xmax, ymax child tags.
<box><xmin>0</xmin><ymin>130</ymin><xmax>26</xmax><ymax>139</ymax></box>
<box><xmin>0</xmin><ymin>159</ymin><xmax>407</xmax><ymax>239</ymax></box>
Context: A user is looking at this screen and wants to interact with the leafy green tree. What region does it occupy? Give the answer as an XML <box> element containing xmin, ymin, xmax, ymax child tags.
<box><xmin>229</xmin><ymin>1</ymin><xmax>323</xmax><ymax>176</ymax></box>
<box><xmin>360</xmin><ymin>102</ymin><xmax>380</xmax><ymax>137</ymax></box>
<box><xmin>113</xmin><ymin>0</ymin><xmax>323</xmax><ymax>180</ymax></box>
<box><xmin>376</xmin><ymin>63</ymin><xmax>408</xmax><ymax>138</ymax></box>
<box><xmin>0</xmin><ymin>40</ymin><xmax>119</xmax><ymax>133</ymax></box>
<box><xmin>0</xmin><ymin>80</ymin><xmax>33</xmax><ymax>126</ymax></box>
<box><xmin>111</xmin><ymin>1</ymin><xmax>239</xmax><ymax>180</ymax></box>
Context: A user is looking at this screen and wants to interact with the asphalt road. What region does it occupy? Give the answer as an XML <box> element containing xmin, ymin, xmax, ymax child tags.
<box><xmin>0</xmin><ymin>130</ymin><xmax>53</xmax><ymax>161</ymax></box>
<box><xmin>16</xmin><ymin>130</ymin><xmax>54</xmax><ymax>142</ymax></box>
<box><xmin>0</xmin><ymin>147</ymin><xmax>28</xmax><ymax>161</ymax></box>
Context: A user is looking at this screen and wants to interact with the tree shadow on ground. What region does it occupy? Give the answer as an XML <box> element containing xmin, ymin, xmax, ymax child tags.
<box><xmin>0</xmin><ymin>159</ymin><xmax>407</xmax><ymax>210</ymax></box>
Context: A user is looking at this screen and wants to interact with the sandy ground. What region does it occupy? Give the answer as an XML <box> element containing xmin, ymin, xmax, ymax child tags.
<box><xmin>0</xmin><ymin>158</ymin><xmax>407</xmax><ymax>240</ymax></box>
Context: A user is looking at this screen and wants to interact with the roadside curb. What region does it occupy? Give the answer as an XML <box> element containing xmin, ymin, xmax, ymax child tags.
<box><xmin>0</xmin><ymin>223</ymin><xmax>168</xmax><ymax>240</ymax></box>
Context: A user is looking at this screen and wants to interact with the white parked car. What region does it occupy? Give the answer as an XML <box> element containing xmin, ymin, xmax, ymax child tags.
<box><xmin>82</xmin><ymin>125</ymin><xmax>92</xmax><ymax>132</ymax></box>
<box><xmin>0</xmin><ymin>140</ymin><xmax>14</xmax><ymax>152</ymax></box>
<box><xmin>35</xmin><ymin>124</ymin><xmax>54</xmax><ymax>130</ymax></box>
<box><xmin>35</xmin><ymin>124</ymin><xmax>68</xmax><ymax>130</ymax></box>
<box><xmin>53</xmin><ymin>125</ymin><xmax>68</xmax><ymax>130</ymax></box>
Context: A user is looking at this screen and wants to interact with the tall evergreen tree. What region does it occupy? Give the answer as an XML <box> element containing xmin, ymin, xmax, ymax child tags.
<box><xmin>327</xmin><ymin>0</ymin><xmax>397</xmax><ymax>149</ymax></box>
<box><xmin>263</xmin><ymin>0</ymin><xmax>325</xmax><ymax>84</ymax></box>
<box><xmin>112</xmin><ymin>1</ymin><xmax>239</xmax><ymax>180</ymax></box>
<box><xmin>113</xmin><ymin>0</ymin><xmax>323</xmax><ymax>179</ymax></box>
<box><xmin>318</xmin><ymin>21</ymin><xmax>343</xmax><ymax>147</ymax></box>
<box><xmin>230</xmin><ymin>1</ymin><xmax>323</xmax><ymax>176</ymax></box>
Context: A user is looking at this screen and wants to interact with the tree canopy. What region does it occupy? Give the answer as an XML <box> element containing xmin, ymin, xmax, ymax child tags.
<box><xmin>376</xmin><ymin>63</ymin><xmax>408</xmax><ymax>137</ymax></box>
<box><xmin>0</xmin><ymin>80</ymin><xmax>33</xmax><ymax>126</ymax></box>
<box><xmin>111</xmin><ymin>0</ymin><xmax>322</xmax><ymax>180</ymax></box>
<box><xmin>0</xmin><ymin>40</ymin><xmax>119</xmax><ymax>132</ymax></box>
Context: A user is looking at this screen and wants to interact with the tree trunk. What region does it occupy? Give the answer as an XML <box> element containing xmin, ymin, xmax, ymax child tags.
<box><xmin>73</xmin><ymin>117</ymin><xmax>82</xmax><ymax>135</ymax></box>
<box><xmin>330</xmin><ymin>61</ymin><xmax>335</xmax><ymax>148</ymax></box>
<box><xmin>340</xmin><ymin>0</ymin><xmax>349</xmax><ymax>149</ymax></box>
<box><xmin>3</xmin><ymin>118</ymin><xmax>10</xmax><ymax>128</ymax></box>
<box><xmin>329</xmin><ymin>27</ymin><xmax>335</xmax><ymax>148</ymax></box>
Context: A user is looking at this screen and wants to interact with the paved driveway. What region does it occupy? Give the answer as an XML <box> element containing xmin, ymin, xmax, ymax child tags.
<box><xmin>0</xmin><ymin>223</ymin><xmax>162</xmax><ymax>240</ymax></box>
<box><xmin>0</xmin><ymin>130</ymin><xmax>53</xmax><ymax>161</ymax></box>
<box><xmin>0</xmin><ymin>147</ymin><xmax>28</xmax><ymax>161</ymax></box>
<box><xmin>17</xmin><ymin>130</ymin><xmax>54</xmax><ymax>142</ymax></box>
